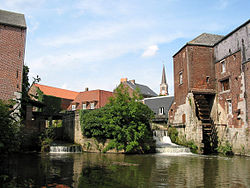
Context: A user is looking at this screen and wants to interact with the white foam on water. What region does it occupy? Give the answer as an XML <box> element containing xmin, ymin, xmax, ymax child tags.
<box><xmin>153</xmin><ymin>130</ymin><xmax>192</xmax><ymax>155</ymax></box>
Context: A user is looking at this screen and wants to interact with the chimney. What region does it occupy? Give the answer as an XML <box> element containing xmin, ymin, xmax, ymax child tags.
<box><xmin>130</xmin><ymin>80</ymin><xmax>135</xmax><ymax>84</ymax></box>
<box><xmin>85</xmin><ymin>87</ymin><xmax>89</xmax><ymax>91</ymax></box>
<box><xmin>120</xmin><ymin>78</ymin><xmax>128</xmax><ymax>83</ymax></box>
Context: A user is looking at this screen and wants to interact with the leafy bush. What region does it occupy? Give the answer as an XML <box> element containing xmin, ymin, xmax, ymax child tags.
<box><xmin>167</xmin><ymin>127</ymin><xmax>179</xmax><ymax>143</ymax></box>
<box><xmin>217</xmin><ymin>141</ymin><xmax>233</xmax><ymax>156</ymax></box>
<box><xmin>80</xmin><ymin>85</ymin><xmax>154</xmax><ymax>153</ymax></box>
<box><xmin>186</xmin><ymin>140</ymin><xmax>198</xmax><ymax>153</ymax></box>
<box><xmin>167</xmin><ymin>126</ymin><xmax>198</xmax><ymax>153</ymax></box>
<box><xmin>39</xmin><ymin>126</ymin><xmax>56</xmax><ymax>152</ymax></box>
<box><xmin>0</xmin><ymin>100</ymin><xmax>22</xmax><ymax>153</ymax></box>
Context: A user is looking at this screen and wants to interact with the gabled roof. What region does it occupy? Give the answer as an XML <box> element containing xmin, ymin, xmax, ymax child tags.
<box><xmin>173</xmin><ymin>33</ymin><xmax>224</xmax><ymax>57</ymax></box>
<box><xmin>70</xmin><ymin>89</ymin><xmax>113</xmax><ymax>109</ymax></box>
<box><xmin>188</xmin><ymin>33</ymin><xmax>224</xmax><ymax>46</ymax></box>
<box><xmin>126</xmin><ymin>81</ymin><xmax>157</xmax><ymax>97</ymax></box>
<box><xmin>72</xmin><ymin>90</ymin><xmax>113</xmax><ymax>103</ymax></box>
<box><xmin>72</xmin><ymin>90</ymin><xmax>101</xmax><ymax>103</ymax></box>
<box><xmin>0</xmin><ymin>9</ymin><xmax>26</xmax><ymax>28</ymax></box>
<box><xmin>214</xmin><ymin>19</ymin><xmax>250</xmax><ymax>46</ymax></box>
<box><xmin>144</xmin><ymin>96</ymin><xmax>174</xmax><ymax>118</ymax></box>
<box><xmin>34</xmin><ymin>84</ymin><xmax>79</xmax><ymax>100</ymax></box>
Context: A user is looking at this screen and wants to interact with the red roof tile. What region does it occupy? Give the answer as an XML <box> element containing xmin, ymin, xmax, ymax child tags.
<box><xmin>70</xmin><ymin>90</ymin><xmax>113</xmax><ymax>110</ymax></box>
<box><xmin>34</xmin><ymin>84</ymin><xmax>79</xmax><ymax>100</ymax></box>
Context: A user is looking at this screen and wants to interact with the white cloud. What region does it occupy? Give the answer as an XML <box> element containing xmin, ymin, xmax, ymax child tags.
<box><xmin>61</xmin><ymin>83</ymin><xmax>68</xmax><ymax>90</ymax></box>
<box><xmin>141</xmin><ymin>45</ymin><xmax>159</xmax><ymax>57</ymax></box>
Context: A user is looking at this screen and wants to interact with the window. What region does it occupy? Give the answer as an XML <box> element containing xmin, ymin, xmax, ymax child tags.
<box><xmin>221</xmin><ymin>79</ymin><xmax>230</xmax><ymax>91</ymax></box>
<box><xmin>82</xmin><ymin>103</ymin><xmax>87</xmax><ymax>110</ymax></box>
<box><xmin>227</xmin><ymin>100</ymin><xmax>232</xmax><ymax>114</ymax></box>
<box><xmin>179</xmin><ymin>72</ymin><xmax>183</xmax><ymax>85</ymax></box>
<box><xmin>221</xmin><ymin>61</ymin><xmax>226</xmax><ymax>73</ymax></box>
<box><xmin>159</xmin><ymin>107</ymin><xmax>164</xmax><ymax>115</ymax></box>
<box><xmin>206</xmin><ymin>76</ymin><xmax>210</xmax><ymax>83</ymax></box>
<box><xmin>90</xmin><ymin>102</ymin><xmax>95</xmax><ymax>109</ymax></box>
<box><xmin>72</xmin><ymin>105</ymin><xmax>76</xmax><ymax>111</ymax></box>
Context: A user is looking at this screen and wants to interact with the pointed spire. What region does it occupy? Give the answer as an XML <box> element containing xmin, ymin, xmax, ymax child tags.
<box><xmin>161</xmin><ymin>65</ymin><xmax>166</xmax><ymax>84</ymax></box>
<box><xmin>160</xmin><ymin>64</ymin><xmax>168</xmax><ymax>96</ymax></box>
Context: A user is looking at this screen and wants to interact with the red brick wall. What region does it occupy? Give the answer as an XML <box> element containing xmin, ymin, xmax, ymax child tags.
<box><xmin>99</xmin><ymin>90</ymin><xmax>113</xmax><ymax>108</ymax></box>
<box><xmin>173</xmin><ymin>47</ymin><xmax>189</xmax><ymax>106</ymax></box>
<box><xmin>215</xmin><ymin>51</ymin><xmax>243</xmax><ymax>128</ymax></box>
<box><xmin>0</xmin><ymin>24</ymin><xmax>26</xmax><ymax>100</ymax></box>
<box><xmin>188</xmin><ymin>46</ymin><xmax>215</xmax><ymax>90</ymax></box>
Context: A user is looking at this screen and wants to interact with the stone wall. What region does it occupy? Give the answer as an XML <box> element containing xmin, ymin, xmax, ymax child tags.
<box><xmin>214</xmin><ymin>21</ymin><xmax>250</xmax><ymax>63</ymax></box>
<box><xmin>169</xmin><ymin>93</ymin><xmax>203</xmax><ymax>150</ymax></box>
<box><xmin>62</xmin><ymin>111</ymin><xmax>122</xmax><ymax>153</ymax></box>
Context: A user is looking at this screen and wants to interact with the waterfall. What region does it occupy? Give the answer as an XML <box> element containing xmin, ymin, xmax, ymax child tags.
<box><xmin>153</xmin><ymin>130</ymin><xmax>191</xmax><ymax>154</ymax></box>
<box><xmin>50</xmin><ymin>144</ymin><xmax>82</xmax><ymax>153</ymax></box>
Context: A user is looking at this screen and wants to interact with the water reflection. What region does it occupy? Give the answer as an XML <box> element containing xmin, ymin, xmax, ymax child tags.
<box><xmin>1</xmin><ymin>153</ymin><xmax>249</xmax><ymax>187</ymax></box>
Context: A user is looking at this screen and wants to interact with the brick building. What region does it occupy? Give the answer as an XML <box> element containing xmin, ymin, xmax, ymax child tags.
<box><xmin>169</xmin><ymin>20</ymin><xmax>250</xmax><ymax>155</ymax></box>
<box><xmin>0</xmin><ymin>9</ymin><xmax>26</xmax><ymax>101</ymax></box>
<box><xmin>68</xmin><ymin>88</ymin><xmax>113</xmax><ymax>111</ymax></box>
<box><xmin>118</xmin><ymin>78</ymin><xmax>157</xmax><ymax>98</ymax></box>
<box><xmin>29</xmin><ymin>83</ymin><xmax>79</xmax><ymax>111</ymax></box>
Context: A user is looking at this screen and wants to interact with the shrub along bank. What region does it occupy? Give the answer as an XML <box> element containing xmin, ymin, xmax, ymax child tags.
<box><xmin>80</xmin><ymin>85</ymin><xmax>155</xmax><ymax>154</ymax></box>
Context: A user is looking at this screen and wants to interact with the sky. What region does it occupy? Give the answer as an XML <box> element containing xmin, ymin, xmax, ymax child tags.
<box><xmin>0</xmin><ymin>0</ymin><xmax>249</xmax><ymax>95</ymax></box>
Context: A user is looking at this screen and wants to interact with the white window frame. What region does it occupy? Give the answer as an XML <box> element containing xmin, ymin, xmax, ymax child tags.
<box><xmin>159</xmin><ymin>107</ymin><xmax>164</xmax><ymax>115</ymax></box>
<box><xmin>90</xmin><ymin>102</ymin><xmax>95</xmax><ymax>109</ymax></box>
<box><xmin>72</xmin><ymin>104</ymin><xmax>76</xmax><ymax>111</ymax></box>
<box><xmin>227</xmin><ymin>100</ymin><xmax>232</xmax><ymax>115</ymax></box>
<box><xmin>221</xmin><ymin>78</ymin><xmax>230</xmax><ymax>92</ymax></box>
<box><xmin>179</xmin><ymin>72</ymin><xmax>183</xmax><ymax>85</ymax></box>
<box><xmin>82</xmin><ymin>103</ymin><xmax>87</xmax><ymax>110</ymax></box>
<box><xmin>221</xmin><ymin>60</ymin><xmax>226</xmax><ymax>73</ymax></box>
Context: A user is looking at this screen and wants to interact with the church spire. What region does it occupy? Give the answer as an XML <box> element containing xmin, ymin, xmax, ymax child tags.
<box><xmin>160</xmin><ymin>65</ymin><xmax>168</xmax><ymax>95</ymax></box>
<box><xmin>161</xmin><ymin>65</ymin><xmax>166</xmax><ymax>84</ymax></box>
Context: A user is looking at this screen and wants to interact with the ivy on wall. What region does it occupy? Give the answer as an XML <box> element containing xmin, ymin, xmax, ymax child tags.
<box><xmin>36</xmin><ymin>88</ymin><xmax>62</xmax><ymax>114</ymax></box>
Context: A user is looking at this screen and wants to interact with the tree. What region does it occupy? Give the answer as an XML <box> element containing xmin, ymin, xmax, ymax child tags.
<box><xmin>20</xmin><ymin>65</ymin><xmax>30</xmax><ymax>119</ymax></box>
<box><xmin>80</xmin><ymin>85</ymin><xmax>155</xmax><ymax>153</ymax></box>
<box><xmin>20</xmin><ymin>65</ymin><xmax>41</xmax><ymax>119</ymax></box>
<box><xmin>0</xmin><ymin>100</ymin><xmax>21</xmax><ymax>153</ymax></box>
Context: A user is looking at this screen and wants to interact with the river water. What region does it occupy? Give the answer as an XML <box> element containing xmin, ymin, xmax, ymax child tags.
<box><xmin>1</xmin><ymin>153</ymin><xmax>250</xmax><ymax>187</ymax></box>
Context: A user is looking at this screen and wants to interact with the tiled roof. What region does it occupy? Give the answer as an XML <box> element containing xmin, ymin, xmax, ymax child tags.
<box><xmin>0</xmin><ymin>9</ymin><xmax>26</xmax><ymax>28</ymax></box>
<box><xmin>126</xmin><ymin>81</ymin><xmax>157</xmax><ymax>97</ymax></box>
<box><xmin>70</xmin><ymin>90</ymin><xmax>113</xmax><ymax>110</ymax></box>
<box><xmin>188</xmin><ymin>33</ymin><xmax>224</xmax><ymax>46</ymax></box>
<box><xmin>34</xmin><ymin>84</ymin><xmax>79</xmax><ymax>100</ymax></box>
<box><xmin>144</xmin><ymin>96</ymin><xmax>174</xmax><ymax>118</ymax></box>
<box><xmin>73</xmin><ymin>90</ymin><xmax>100</xmax><ymax>103</ymax></box>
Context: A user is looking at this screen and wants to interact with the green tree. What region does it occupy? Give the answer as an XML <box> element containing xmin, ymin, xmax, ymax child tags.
<box><xmin>0</xmin><ymin>100</ymin><xmax>21</xmax><ymax>153</ymax></box>
<box><xmin>80</xmin><ymin>85</ymin><xmax>155</xmax><ymax>153</ymax></box>
<box><xmin>20</xmin><ymin>65</ymin><xmax>41</xmax><ymax>120</ymax></box>
<box><xmin>20</xmin><ymin>65</ymin><xmax>30</xmax><ymax>119</ymax></box>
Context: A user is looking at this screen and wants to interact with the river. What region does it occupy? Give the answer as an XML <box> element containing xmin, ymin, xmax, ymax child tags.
<box><xmin>1</xmin><ymin>152</ymin><xmax>250</xmax><ymax>187</ymax></box>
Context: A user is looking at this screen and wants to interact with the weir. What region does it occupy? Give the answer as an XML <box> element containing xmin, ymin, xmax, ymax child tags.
<box><xmin>50</xmin><ymin>143</ymin><xmax>82</xmax><ymax>153</ymax></box>
<box><xmin>153</xmin><ymin>130</ymin><xmax>191</xmax><ymax>154</ymax></box>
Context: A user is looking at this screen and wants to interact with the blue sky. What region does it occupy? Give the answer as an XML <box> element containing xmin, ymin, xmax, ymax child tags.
<box><xmin>0</xmin><ymin>0</ymin><xmax>249</xmax><ymax>95</ymax></box>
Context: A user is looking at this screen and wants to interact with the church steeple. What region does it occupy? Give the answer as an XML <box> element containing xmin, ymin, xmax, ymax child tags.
<box><xmin>161</xmin><ymin>65</ymin><xmax>166</xmax><ymax>85</ymax></box>
<box><xmin>160</xmin><ymin>65</ymin><xmax>168</xmax><ymax>95</ymax></box>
